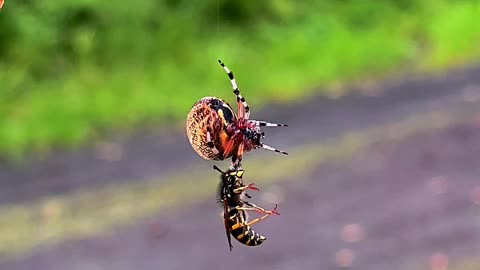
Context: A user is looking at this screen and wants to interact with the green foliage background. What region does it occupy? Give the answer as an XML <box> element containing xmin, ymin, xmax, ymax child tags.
<box><xmin>1</xmin><ymin>0</ymin><xmax>480</xmax><ymax>158</ymax></box>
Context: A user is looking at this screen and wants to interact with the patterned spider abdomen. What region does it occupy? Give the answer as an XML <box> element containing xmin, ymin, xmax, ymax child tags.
<box><xmin>186</xmin><ymin>97</ymin><xmax>236</xmax><ymax>161</ymax></box>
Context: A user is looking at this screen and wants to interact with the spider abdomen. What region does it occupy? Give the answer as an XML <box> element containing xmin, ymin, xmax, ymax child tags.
<box><xmin>186</xmin><ymin>97</ymin><xmax>237</xmax><ymax>161</ymax></box>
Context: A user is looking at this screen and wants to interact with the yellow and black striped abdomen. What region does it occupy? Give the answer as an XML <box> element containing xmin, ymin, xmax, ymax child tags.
<box><xmin>228</xmin><ymin>209</ymin><xmax>266</xmax><ymax>247</ymax></box>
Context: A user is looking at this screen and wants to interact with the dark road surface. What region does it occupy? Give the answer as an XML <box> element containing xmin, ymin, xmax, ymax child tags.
<box><xmin>1</xmin><ymin>66</ymin><xmax>480</xmax><ymax>270</ymax></box>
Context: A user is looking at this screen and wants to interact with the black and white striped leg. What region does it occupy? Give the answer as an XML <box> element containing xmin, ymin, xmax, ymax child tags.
<box><xmin>249</xmin><ymin>120</ymin><xmax>288</xmax><ymax>127</ymax></box>
<box><xmin>261</xmin><ymin>143</ymin><xmax>288</xmax><ymax>155</ymax></box>
<box><xmin>218</xmin><ymin>59</ymin><xmax>251</xmax><ymax>120</ymax></box>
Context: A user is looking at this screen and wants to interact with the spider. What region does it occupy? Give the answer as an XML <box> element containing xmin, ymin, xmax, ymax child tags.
<box><xmin>186</xmin><ymin>60</ymin><xmax>288</xmax><ymax>169</ymax></box>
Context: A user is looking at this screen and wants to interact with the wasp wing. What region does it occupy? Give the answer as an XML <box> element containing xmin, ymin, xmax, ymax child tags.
<box><xmin>223</xmin><ymin>199</ymin><xmax>233</xmax><ymax>251</ymax></box>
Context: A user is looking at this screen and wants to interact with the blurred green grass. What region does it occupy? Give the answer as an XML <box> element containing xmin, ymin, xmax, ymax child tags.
<box><xmin>0</xmin><ymin>0</ymin><xmax>480</xmax><ymax>159</ymax></box>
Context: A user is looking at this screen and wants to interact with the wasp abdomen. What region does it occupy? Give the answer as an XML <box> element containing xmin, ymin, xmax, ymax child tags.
<box><xmin>228</xmin><ymin>209</ymin><xmax>266</xmax><ymax>247</ymax></box>
<box><xmin>231</xmin><ymin>224</ymin><xmax>266</xmax><ymax>246</ymax></box>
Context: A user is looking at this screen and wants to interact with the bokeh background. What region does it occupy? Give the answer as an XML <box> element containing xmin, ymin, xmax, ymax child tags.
<box><xmin>1</xmin><ymin>1</ymin><xmax>480</xmax><ymax>270</ymax></box>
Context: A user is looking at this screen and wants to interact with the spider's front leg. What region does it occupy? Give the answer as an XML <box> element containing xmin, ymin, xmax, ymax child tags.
<box><xmin>218</xmin><ymin>59</ymin><xmax>251</xmax><ymax>120</ymax></box>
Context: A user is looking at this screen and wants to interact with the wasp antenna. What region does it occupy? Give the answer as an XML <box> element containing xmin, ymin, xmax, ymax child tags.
<box><xmin>261</xmin><ymin>143</ymin><xmax>288</xmax><ymax>155</ymax></box>
<box><xmin>213</xmin><ymin>165</ymin><xmax>225</xmax><ymax>174</ymax></box>
<box><xmin>250</xmin><ymin>120</ymin><xmax>288</xmax><ymax>127</ymax></box>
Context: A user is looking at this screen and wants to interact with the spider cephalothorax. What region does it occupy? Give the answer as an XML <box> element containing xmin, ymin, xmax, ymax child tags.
<box><xmin>186</xmin><ymin>60</ymin><xmax>288</xmax><ymax>169</ymax></box>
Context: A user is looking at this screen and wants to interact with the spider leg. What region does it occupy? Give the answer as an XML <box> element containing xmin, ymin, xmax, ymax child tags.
<box><xmin>229</xmin><ymin>142</ymin><xmax>244</xmax><ymax>170</ymax></box>
<box><xmin>223</xmin><ymin>130</ymin><xmax>240</xmax><ymax>161</ymax></box>
<box><xmin>229</xmin><ymin>157</ymin><xmax>243</xmax><ymax>170</ymax></box>
<box><xmin>218</xmin><ymin>59</ymin><xmax>250</xmax><ymax>120</ymax></box>
<box><xmin>260</xmin><ymin>143</ymin><xmax>288</xmax><ymax>155</ymax></box>
<box><xmin>223</xmin><ymin>141</ymin><xmax>235</xmax><ymax>161</ymax></box>
<box><xmin>229</xmin><ymin>156</ymin><xmax>238</xmax><ymax>170</ymax></box>
<box><xmin>236</xmin><ymin>142</ymin><xmax>244</xmax><ymax>165</ymax></box>
<box><xmin>249</xmin><ymin>120</ymin><xmax>288</xmax><ymax>127</ymax></box>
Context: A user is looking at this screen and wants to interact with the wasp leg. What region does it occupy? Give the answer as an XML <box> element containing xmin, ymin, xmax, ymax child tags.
<box><xmin>242</xmin><ymin>202</ymin><xmax>280</xmax><ymax>215</ymax></box>
<box><xmin>241</xmin><ymin>205</ymin><xmax>279</xmax><ymax>227</ymax></box>
<box><xmin>218</xmin><ymin>59</ymin><xmax>250</xmax><ymax>120</ymax></box>
<box><xmin>233</xmin><ymin>183</ymin><xmax>259</xmax><ymax>193</ymax></box>
<box><xmin>235</xmin><ymin>206</ymin><xmax>278</xmax><ymax>215</ymax></box>
<box><xmin>249</xmin><ymin>120</ymin><xmax>288</xmax><ymax>127</ymax></box>
<box><xmin>246</xmin><ymin>213</ymin><xmax>275</xmax><ymax>227</ymax></box>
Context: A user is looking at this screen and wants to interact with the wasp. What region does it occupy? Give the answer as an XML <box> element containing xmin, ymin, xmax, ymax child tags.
<box><xmin>213</xmin><ymin>165</ymin><xmax>279</xmax><ymax>250</ymax></box>
<box><xmin>186</xmin><ymin>60</ymin><xmax>288</xmax><ymax>169</ymax></box>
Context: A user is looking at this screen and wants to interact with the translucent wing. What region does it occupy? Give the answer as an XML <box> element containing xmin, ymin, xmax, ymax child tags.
<box><xmin>223</xmin><ymin>199</ymin><xmax>233</xmax><ymax>251</ymax></box>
